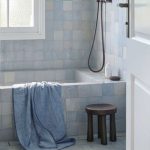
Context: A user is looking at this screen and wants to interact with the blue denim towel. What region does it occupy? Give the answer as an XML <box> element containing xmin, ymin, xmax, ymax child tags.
<box><xmin>13</xmin><ymin>82</ymin><xmax>75</xmax><ymax>150</ymax></box>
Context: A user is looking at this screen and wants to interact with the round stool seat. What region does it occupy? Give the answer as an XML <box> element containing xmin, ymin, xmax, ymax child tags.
<box><xmin>86</xmin><ymin>104</ymin><xmax>117</xmax><ymax>115</ymax></box>
<box><xmin>85</xmin><ymin>103</ymin><xmax>117</xmax><ymax>145</ymax></box>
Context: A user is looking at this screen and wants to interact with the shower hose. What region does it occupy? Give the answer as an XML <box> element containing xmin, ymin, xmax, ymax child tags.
<box><xmin>88</xmin><ymin>1</ymin><xmax>105</xmax><ymax>72</ymax></box>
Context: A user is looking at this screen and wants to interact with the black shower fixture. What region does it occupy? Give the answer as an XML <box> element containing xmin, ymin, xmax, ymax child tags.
<box><xmin>88</xmin><ymin>0</ymin><xmax>112</xmax><ymax>73</ymax></box>
<box><xmin>106</xmin><ymin>0</ymin><xmax>112</xmax><ymax>2</ymax></box>
<box><xmin>97</xmin><ymin>0</ymin><xmax>112</xmax><ymax>3</ymax></box>
<box><xmin>106</xmin><ymin>0</ymin><xmax>112</xmax><ymax>3</ymax></box>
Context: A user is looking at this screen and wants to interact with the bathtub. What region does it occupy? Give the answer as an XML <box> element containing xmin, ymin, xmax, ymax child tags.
<box><xmin>0</xmin><ymin>69</ymin><xmax>126</xmax><ymax>141</ymax></box>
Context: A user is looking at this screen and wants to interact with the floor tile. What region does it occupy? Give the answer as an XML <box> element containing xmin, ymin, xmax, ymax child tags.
<box><xmin>0</xmin><ymin>136</ymin><xmax>125</xmax><ymax>150</ymax></box>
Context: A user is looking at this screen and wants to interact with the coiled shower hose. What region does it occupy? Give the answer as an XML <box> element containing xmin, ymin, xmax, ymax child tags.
<box><xmin>88</xmin><ymin>1</ymin><xmax>105</xmax><ymax>72</ymax></box>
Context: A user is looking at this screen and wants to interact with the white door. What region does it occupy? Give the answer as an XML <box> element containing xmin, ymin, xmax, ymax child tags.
<box><xmin>126</xmin><ymin>0</ymin><xmax>150</xmax><ymax>150</ymax></box>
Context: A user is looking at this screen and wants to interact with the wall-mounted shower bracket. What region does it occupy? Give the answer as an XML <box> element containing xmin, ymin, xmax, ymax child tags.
<box><xmin>119</xmin><ymin>3</ymin><xmax>129</xmax><ymax>8</ymax></box>
<box><xmin>105</xmin><ymin>0</ymin><xmax>112</xmax><ymax>3</ymax></box>
<box><xmin>97</xmin><ymin>0</ymin><xmax>112</xmax><ymax>3</ymax></box>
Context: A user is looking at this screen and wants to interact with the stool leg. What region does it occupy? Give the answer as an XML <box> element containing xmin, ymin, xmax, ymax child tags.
<box><xmin>101</xmin><ymin>115</ymin><xmax>107</xmax><ymax>145</ymax></box>
<box><xmin>98</xmin><ymin>116</ymin><xmax>102</xmax><ymax>139</ymax></box>
<box><xmin>110</xmin><ymin>113</ymin><xmax>117</xmax><ymax>142</ymax></box>
<box><xmin>87</xmin><ymin>113</ymin><xmax>93</xmax><ymax>142</ymax></box>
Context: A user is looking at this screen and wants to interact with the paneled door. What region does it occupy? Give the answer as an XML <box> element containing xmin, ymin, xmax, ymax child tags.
<box><xmin>126</xmin><ymin>0</ymin><xmax>150</xmax><ymax>150</ymax></box>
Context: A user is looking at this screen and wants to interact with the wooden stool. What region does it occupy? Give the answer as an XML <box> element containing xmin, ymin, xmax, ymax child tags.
<box><xmin>85</xmin><ymin>104</ymin><xmax>117</xmax><ymax>145</ymax></box>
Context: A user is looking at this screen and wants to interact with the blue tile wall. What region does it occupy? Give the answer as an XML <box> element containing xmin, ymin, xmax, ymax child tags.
<box><xmin>104</xmin><ymin>0</ymin><xmax>127</xmax><ymax>80</ymax></box>
<box><xmin>0</xmin><ymin>0</ymin><xmax>127</xmax><ymax>80</ymax></box>
<box><xmin>91</xmin><ymin>0</ymin><xmax>127</xmax><ymax>80</ymax></box>
<box><xmin>0</xmin><ymin>0</ymin><xmax>96</xmax><ymax>71</ymax></box>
